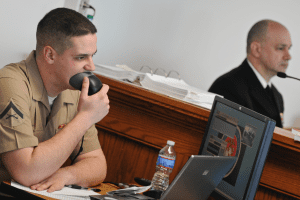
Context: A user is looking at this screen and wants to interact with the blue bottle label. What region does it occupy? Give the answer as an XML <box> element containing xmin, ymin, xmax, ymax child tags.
<box><xmin>156</xmin><ymin>155</ymin><xmax>175</xmax><ymax>169</ymax></box>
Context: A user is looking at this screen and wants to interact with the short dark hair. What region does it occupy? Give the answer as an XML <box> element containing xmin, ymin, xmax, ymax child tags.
<box><xmin>246</xmin><ymin>20</ymin><xmax>272</xmax><ymax>54</ymax></box>
<box><xmin>36</xmin><ymin>7</ymin><xmax>97</xmax><ymax>55</ymax></box>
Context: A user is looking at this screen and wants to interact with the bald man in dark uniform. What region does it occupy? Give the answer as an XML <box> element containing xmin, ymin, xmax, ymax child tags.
<box><xmin>209</xmin><ymin>20</ymin><xmax>292</xmax><ymax>128</ymax></box>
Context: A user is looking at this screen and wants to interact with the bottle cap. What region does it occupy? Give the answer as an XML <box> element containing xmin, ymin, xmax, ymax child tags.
<box><xmin>167</xmin><ymin>140</ymin><xmax>175</xmax><ymax>146</ymax></box>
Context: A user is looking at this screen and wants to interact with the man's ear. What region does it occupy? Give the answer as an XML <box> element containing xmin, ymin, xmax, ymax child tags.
<box><xmin>250</xmin><ymin>41</ymin><xmax>262</xmax><ymax>58</ymax></box>
<box><xmin>44</xmin><ymin>46</ymin><xmax>56</xmax><ymax>64</ymax></box>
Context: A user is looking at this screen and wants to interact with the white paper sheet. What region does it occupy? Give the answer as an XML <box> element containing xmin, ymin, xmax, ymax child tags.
<box><xmin>11</xmin><ymin>181</ymin><xmax>99</xmax><ymax>200</ymax></box>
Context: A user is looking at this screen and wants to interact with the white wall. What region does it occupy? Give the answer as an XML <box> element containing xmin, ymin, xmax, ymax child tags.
<box><xmin>88</xmin><ymin>0</ymin><xmax>300</xmax><ymax>127</ymax></box>
<box><xmin>0</xmin><ymin>0</ymin><xmax>64</xmax><ymax>65</ymax></box>
<box><xmin>1</xmin><ymin>0</ymin><xmax>300</xmax><ymax>127</ymax></box>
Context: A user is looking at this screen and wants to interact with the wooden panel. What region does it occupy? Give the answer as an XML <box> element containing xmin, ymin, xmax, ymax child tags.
<box><xmin>97</xmin><ymin>127</ymin><xmax>158</xmax><ymax>183</ymax></box>
<box><xmin>95</xmin><ymin>74</ymin><xmax>300</xmax><ymax>199</ymax></box>
<box><xmin>272</xmin><ymin>127</ymin><xmax>300</xmax><ymax>153</ymax></box>
<box><xmin>255</xmin><ymin>186</ymin><xmax>297</xmax><ymax>200</ymax></box>
<box><xmin>260</xmin><ymin>143</ymin><xmax>300</xmax><ymax>198</ymax></box>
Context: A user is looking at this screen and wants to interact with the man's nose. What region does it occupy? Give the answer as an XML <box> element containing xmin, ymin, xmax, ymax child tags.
<box><xmin>285</xmin><ymin>50</ymin><xmax>292</xmax><ymax>60</ymax></box>
<box><xmin>84</xmin><ymin>57</ymin><xmax>96</xmax><ymax>71</ymax></box>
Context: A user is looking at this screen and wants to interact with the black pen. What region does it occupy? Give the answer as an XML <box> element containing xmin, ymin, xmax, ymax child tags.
<box><xmin>65</xmin><ymin>184</ymin><xmax>101</xmax><ymax>192</ymax></box>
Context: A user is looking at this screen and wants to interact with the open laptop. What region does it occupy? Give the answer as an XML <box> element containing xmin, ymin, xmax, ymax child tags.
<box><xmin>160</xmin><ymin>155</ymin><xmax>237</xmax><ymax>200</ymax></box>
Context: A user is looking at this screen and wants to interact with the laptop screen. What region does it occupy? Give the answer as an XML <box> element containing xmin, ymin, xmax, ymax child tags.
<box><xmin>198</xmin><ymin>96</ymin><xmax>275</xmax><ymax>200</ymax></box>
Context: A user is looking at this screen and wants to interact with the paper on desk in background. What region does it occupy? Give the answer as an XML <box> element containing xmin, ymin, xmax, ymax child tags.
<box><xmin>140</xmin><ymin>73</ymin><xmax>188</xmax><ymax>99</ymax></box>
<box><xmin>94</xmin><ymin>64</ymin><xmax>145</xmax><ymax>83</ymax></box>
<box><xmin>11</xmin><ymin>181</ymin><xmax>98</xmax><ymax>200</ymax></box>
<box><xmin>94</xmin><ymin>64</ymin><xmax>217</xmax><ymax>110</ymax></box>
<box><xmin>292</xmin><ymin>129</ymin><xmax>300</xmax><ymax>142</ymax></box>
<box><xmin>140</xmin><ymin>73</ymin><xmax>216</xmax><ymax>109</ymax></box>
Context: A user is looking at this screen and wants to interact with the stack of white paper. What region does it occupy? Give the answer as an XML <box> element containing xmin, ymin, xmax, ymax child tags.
<box><xmin>140</xmin><ymin>74</ymin><xmax>188</xmax><ymax>99</ymax></box>
<box><xmin>94</xmin><ymin>64</ymin><xmax>144</xmax><ymax>83</ymax></box>
<box><xmin>292</xmin><ymin>129</ymin><xmax>300</xmax><ymax>142</ymax></box>
<box><xmin>140</xmin><ymin>74</ymin><xmax>217</xmax><ymax>109</ymax></box>
<box><xmin>94</xmin><ymin>64</ymin><xmax>218</xmax><ymax>110</ymax></box>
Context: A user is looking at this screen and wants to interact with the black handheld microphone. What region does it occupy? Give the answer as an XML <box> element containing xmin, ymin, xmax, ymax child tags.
<box><xmin>69</xmin><ymin>72</ymin><xmax>103</xmax><ymax>96</ymax></box>
<box><xmin>277</xmin><ymin>72</ymin><xmax>300</xmax><ymax>81</ymax></box>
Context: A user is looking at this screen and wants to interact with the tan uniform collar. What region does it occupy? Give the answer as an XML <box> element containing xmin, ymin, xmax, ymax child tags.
<box><xmin>25</xmin><ymin>51</ymin><xmax>76</xmax><ymax>111</ymax></box>
<box><xmin>25</xmin><ymin>51</ymin><xmax>51</xmax><ymax>111</ymax></box>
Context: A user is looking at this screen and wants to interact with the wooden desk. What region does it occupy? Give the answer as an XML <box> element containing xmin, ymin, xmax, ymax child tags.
<box><xmin>96</xmin><ymin>74</ymin><xmax>300</xmax><ymax>200</ymax></box>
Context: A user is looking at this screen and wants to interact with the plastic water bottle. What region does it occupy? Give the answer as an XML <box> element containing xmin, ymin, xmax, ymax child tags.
<box><xmin>151</xmin><ymin>140</ymin><xmax>176</xmax><ymax>192</ymax></box>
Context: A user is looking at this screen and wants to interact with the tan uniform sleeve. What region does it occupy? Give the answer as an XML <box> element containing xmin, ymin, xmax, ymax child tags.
<box><xmin>0</xmin><ymin>77</ymin><xmax>38</xmax><ymax>154</ymax></box>
<box><xmin>82</xmin><ymin>124</ymin><xmax>100</xmax><ymax>153</ymax></box>
<box><xmin>69</xmin><ymin>125</ymin><xmax>101</xmax><ymax>161</ymax></box>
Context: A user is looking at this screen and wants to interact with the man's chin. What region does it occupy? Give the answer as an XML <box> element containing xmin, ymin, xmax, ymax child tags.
<box><xmin>281</xmin><ymin>64</ymin><xmax>288</xmax><ymax>71</ymax></box>
<box><xmin>277</xmin><ymin>67</ymin><xmax>288</xmax><ymax>74</ymax></box>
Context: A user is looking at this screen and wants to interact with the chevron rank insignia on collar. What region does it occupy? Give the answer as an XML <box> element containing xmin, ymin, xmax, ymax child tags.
<box><xmin>0</xmin><ymin>99</ymin><xmax>24</xmax><ymax>127</ymax></box>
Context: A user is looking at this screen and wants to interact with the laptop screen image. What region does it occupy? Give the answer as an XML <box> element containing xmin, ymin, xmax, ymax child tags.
<box><xmin>160</xmin><ymin>155</ymin><xmax>237</xmax><ymax>200</ymax></box>
<box><xmin>198</xmin><ymin>96</ymin><xmax>275</xmax><ymax>200</ymax></box>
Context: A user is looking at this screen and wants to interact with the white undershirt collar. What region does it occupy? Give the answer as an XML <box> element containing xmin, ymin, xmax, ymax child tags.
<box><xmin>48</xmin><ymin>96</ymin><xmax>57</xmax><ymax>109</ymax></box>
<box><xmin>247</xmin><ymin>59</ymin><xmax>271</xmax><ymax>89</ymax></box>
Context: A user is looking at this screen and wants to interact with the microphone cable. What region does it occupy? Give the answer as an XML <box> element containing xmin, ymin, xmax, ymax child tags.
<box><xmin>71</xmin><ymin>136</ymin><xmax>84</xmax><ymax>165</ymax></box>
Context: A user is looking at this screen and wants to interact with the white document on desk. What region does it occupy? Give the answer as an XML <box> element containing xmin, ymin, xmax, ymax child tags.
<box><xmin>140</xmin><ymin>73</ymin><xmax>188</xmax><ymax>99</ymax></box>
<box><xmin>94</xmin><ymin>64</ymin><xmax>217</xmax><ymax>110</ymax></box>
<box><xmin>140</xmin><ymin>73</ymin><xmax>217</xmax><ymax>109</ymax></box>
<box><xmin>11</xmin><ymin>181</ymin><xmax>99</xmax><ymax>200</ymax></box>
<box><xmin>94</xmin><ymin>64</ymin><xmax>144</xmax><ymax>82</ymax></box>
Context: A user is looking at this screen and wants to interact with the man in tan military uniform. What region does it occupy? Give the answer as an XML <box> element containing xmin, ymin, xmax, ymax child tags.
<box><xmin>0</xmin><ymin>8</ymin><xmax>109</xmax><ymax>193</ymax></box>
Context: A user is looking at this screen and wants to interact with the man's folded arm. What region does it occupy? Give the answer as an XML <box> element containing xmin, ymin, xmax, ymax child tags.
<box><xmin>60</xmin><ymin>148</ymin><xmax>107</xmax><ymax>187</ymax></box>
<box><xmin>2</xmin><ymin>112</ymin><xmax>92</xmax><ymax>187</ymax></box>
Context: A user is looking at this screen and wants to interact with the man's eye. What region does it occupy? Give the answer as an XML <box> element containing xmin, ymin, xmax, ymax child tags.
<box><xmin>76</xmin><ymin>57</ymin><xmax>85</xmax><ymax>60</ymax></box>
